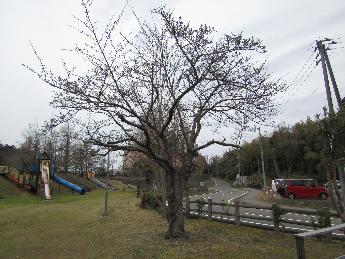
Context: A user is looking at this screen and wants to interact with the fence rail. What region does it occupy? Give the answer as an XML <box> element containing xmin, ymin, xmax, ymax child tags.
<box><xmin>294</xmin><ymin>223</ymin><xmax>345</xmax><ymax>259</ymax></box>
<box><xmin>184</xmin><ymin>197</ymin><xmax>344</xmax><ymax>239</ymax></box>
<box><xmin>187</xmin><ymin>199</ymin><xmax>338</xmax><ymax>216</ymax></box>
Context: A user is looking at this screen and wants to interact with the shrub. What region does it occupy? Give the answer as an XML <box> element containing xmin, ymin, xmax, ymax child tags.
<box><xmin>140</xmin><ymin>191</ymin><xmax>164</xmax><ymax>212</ymax></box>
<box><xmin>140</xmin><ymin>191</ymin><xmax>157</xmax><ymax>209</ymax></box>
<box><xmin>272</xmin><ymin>204</ymin><xmax>285</xmax><ymax>231</ymax></box>
<box><xmin>221</xmin><ymin>199</ymin><xmax>231</xmax><ymax>220</ymax></box>
<box><xmin>196</xmin><ymin>198</ymin><xmax>206</xmax><ymax>216</ymax></box>
<box><xmin>317</xmin><ymin>208</ymin><xmax>331</xmax><ymax>228</ymax></box>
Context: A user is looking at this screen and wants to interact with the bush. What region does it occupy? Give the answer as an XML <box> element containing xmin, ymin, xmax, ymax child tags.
<box><xmin>272</xmin><ymin>203</ymin><xmax>286</xmax><ymax>232</ymax></box>
<box><xmin>317</xmin><ymin>208</ymin><xmax>331</xmax><ymax>228</ymax></box>
<box><xmin>140</xmin><ymin>191</ymin><xmax>164</xmax><ymax>212</ymax></box>
<box><xmin>140</xmin><ymin>191</ymin><xmax>156</xmax><ymax>209</ymax></box>
<box><xmin>196</xmin><ymin>198</ymin><xmax>206</xmax><ymax>216</ymax></box>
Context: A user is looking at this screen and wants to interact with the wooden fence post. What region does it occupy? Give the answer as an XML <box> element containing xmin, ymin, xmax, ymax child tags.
<box><xmin>235</xmin><ymin>200</ymin><xmax>240</xmax><ymax>226</ymax></box>
<box><xmin>186</xmin><ymin>196</ymin><xmax>190</xmax><ymax>217</ymax></box>
<box><xmin>208</xmin><ymin>198</ymin><xmax>212</xmax><ymax>221</ymax></box>
<box><xmin>295</xmin><ymin>236</ymin><xmax>306</xmax><ymax>259</ymax></box>
<box><xmin>272</xmin><ymin>203</ymin><xmax>279</xmax><ymax>232</ymax></box>
<box><xmin>322</xmin><ymin>207</ymin><xmax>332</xmax><ymax>241</ymax></box>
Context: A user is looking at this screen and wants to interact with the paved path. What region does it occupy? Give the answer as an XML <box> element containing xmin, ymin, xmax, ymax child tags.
<box><xmin>189</xmin><ymin>178</ymin><xmax>248</xmax><ymax>203</ymax></box>
<box><xmin>186</xmin><ymin>178</ymin><xmax>344</xmax><ymax>238</ymax></box>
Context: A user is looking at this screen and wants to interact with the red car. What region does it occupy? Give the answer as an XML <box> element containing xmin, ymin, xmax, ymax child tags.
<box><xmin>284</xmin><ymin>179</ymin><xmax>328</xmax><ymax>200</ymax></box>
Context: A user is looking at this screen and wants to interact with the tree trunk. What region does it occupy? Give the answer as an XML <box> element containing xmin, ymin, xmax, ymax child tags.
<box><xmin>273</xmin><ymin>155</ymin><xmax>280</xmax><ymax>178</ymax></box>
<box><xmin>165</xmin><ymin>170</ymin><xmax>188</xmax><ymax>239</ymax></box>
<box><xmin>327</xmin><ymin>159</ymin><xmax>345</xmax><ymax>222</ymax></box>
<box><xmin>338</xmin><ymin>163</ymin><xmax>345</xmax><ymax>214</ymax></box>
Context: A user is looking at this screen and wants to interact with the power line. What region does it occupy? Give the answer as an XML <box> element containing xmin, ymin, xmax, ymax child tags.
<box><xmin>292</xmin><ymin>89</ymin><xmax>319</xmax><ymax>114</ymax></box>
<box><xmin>278</xmin><ymin>44</ymin><xmax>318</xmax><ymax>111</ymax></box>
<box><xmin>279</xmin><ymin>63</ymin><xmax>317</xmax><ymax>115</ymax></box>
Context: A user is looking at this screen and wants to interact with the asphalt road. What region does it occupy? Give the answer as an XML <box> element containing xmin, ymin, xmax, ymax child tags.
<box><xmin>187</xmin><ymin>178</ymin><xmax>344</xmax><ymax>237</ymax></box>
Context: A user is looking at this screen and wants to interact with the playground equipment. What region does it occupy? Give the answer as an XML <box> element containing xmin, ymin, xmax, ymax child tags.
<box><xmin>2</xmin><ymin>166</ymin><xmax>32</xmax><ymax>192</ymax></box>
<box><xmin>0</xmin><ymin>166</ymin><xmax>8</xmax><ymax>174</ymax></box>
<box><xmin>2</xmin><ymin>152</ymin><xmax>86</xmax><ymax>197</ymax></box>
<box><xmin>51</xmin><ymin>174</ymin><xmax>86</xmax><ymax>194</ymax></box>
<box><xmin>40</xmin><ymin>160</ymin><xmax>51</xmax><ymax>199</ymax></box>
<box><xmin>30</xmin><ymin>152</ymin><xmax>86</xmax><ymax>196</ymax></box>
<box><xmin>88</xmin><ymin>176</ymin><xmax>116</xmax><ymax>190</ymax></box>
<box><xmin>84</xmin><ymin>171</ymin><xmax>95</xmax><ymax>179</ymax></box>
<box><xmin>23</xmin><ymin>152</ymin><xmax>53</xmax><ymax>199</ymax></box>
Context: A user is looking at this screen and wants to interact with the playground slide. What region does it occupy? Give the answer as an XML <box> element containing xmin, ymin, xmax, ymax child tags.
<box><xmin>41</xmin><ymin>161</ymin><xmax>51</xmax><ymax>200</ymax></box>
<box><xmin>89</xmin><ymin>177</ymin><xmax>116</xmax><ymax>190</ymax></box>
<box><xmin>51</xmin><ymin>174</ymin><xmax>86</xmax><ymax>195</ymax></box>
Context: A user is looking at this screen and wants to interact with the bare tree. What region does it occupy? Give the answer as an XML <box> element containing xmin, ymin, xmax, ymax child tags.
<box><xmin>25</xmin><ymin>2</ymin><xmax>284</xmax><ymax>238</ymax></box>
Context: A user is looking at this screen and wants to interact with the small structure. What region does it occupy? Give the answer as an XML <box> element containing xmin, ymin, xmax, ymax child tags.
<box><xmin>27</xmin><ymin>152</ymin><xmax>53</xmax><ymax>199</ymax></box>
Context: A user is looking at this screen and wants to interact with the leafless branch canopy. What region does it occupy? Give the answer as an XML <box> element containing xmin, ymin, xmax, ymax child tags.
<box><xmin>25</xmin><ymin>3</ymin><xmax>284</xmax><ymax>172</ymax></box>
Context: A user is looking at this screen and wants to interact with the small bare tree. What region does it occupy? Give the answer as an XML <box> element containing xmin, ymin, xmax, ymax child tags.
<box><xmin>25</xmin><ymin>2</ymin><xmax>284</xmax><ymax>238</ymax></box>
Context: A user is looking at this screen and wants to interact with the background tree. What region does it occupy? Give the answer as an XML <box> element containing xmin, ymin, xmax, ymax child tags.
<box><xmin>317</xmin><ymin>109</ymin><xmax>345</xmax><ymax>221</ymax></box>
<box><xmin>26</xmin><ymin>2</ymin><xmax>284</xmax><ymax>238</ymax></box>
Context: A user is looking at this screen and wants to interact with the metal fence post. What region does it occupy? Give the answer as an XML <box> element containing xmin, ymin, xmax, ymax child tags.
<box><xmin>235</xmin><ymin>200</ymin><xmax>240</xmax><ymax>226</ymax></box>
<box><xmin>208</xmin><ymin>198</ymin><xmax>212</xmax><ymax>221</ymax></box>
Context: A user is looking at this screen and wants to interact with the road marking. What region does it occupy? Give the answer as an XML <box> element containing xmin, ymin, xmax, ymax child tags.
<box><xmin>190</xmin><ymin>210</ymin><xmax>345</xmax><ymax>237</ymax></box>
<box><xmin>287</xmin><ymin>213</ymin><xmax>310</xmax><ymax>217</ymax></box>
<box><xmin>284</xmin><ymin>226</ymin><xmax>309</xmax><ymax>231</ymax></box>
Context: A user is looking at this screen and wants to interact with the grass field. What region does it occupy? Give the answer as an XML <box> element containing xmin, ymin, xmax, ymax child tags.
<box><xmin>0</xmin><ymin>179</ymin><xmax>344</xmax><ymax>259</ymax></box>
<box><xmin>257</xmin><ymin>190</ymin><xmax>336</xmax><ymax>211</ymax></box>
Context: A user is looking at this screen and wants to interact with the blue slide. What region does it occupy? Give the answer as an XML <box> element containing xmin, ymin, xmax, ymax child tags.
<box><xmin>51</xmin><ymin>174</ymin><xmax>86</xmax><ymax>195</ymax></box>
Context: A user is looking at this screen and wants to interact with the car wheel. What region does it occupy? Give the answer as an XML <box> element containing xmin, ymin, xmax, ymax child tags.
<box><xmin>288</xmin><ymin>193</ymin><xmax>295</xmax><ymax>200</ymax></box>
<box><xmin>319</xmin><ymin>193</ymin><xmax>328</xmax><ymax>200</ymax></box>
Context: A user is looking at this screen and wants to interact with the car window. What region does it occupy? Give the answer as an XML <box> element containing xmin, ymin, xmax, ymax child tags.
<box><xmin>275</xmin><ymin>180</ymin><xmax>284</xmax><ymax>185</ymax></box>
<box><xmin>288</xmin><ymin>180</ymin><xmax>306</xmax><ymax>186</ymax></box>
<box><xmin>307</xmin><ymin>180</ymin><xmax>316</xmax><ymax>187</ymax></box>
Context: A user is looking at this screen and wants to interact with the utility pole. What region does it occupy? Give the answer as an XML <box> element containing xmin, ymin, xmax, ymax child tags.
<box><xmin>317</xmin><ymin>39</ymin><xmax>345</xmax><ymax>213</ymax></box>
<box><xmin>323</xmin><ymin>47</ymin><xmax>342</xmax><ymax>108</ymax></box>
<box><xmin>258</xmin><ymin>127</ymin><xmax>266</xmax><ymax>189</ymax></box>
<box><xmin>317</xmin><ymin>41</ymin><xmax>335</xmax><ymax>114</ymax></box>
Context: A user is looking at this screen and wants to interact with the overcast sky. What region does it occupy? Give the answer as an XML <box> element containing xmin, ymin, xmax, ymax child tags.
<box><xmin>1</xmin><ymin>0</ymin><xmax>345</xmax><ymax>160</ymax></box>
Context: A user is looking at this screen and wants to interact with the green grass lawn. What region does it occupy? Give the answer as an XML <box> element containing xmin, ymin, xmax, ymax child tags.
<box><xmin>275</xmin><ymin>196</ymin><xmax>335</xmax><ymax>210</ymax></box>
<box><xmin>0</xmin><ymin>175</ymin><xmax>36</xmax><ymax>205</ymax></box>
<box><xmin>257</xmin><ymin>190</ymin><xmax>336</xmax><ymax>211</ymax></box>
<box><xmin>0</xmin><ymin>183</ymin><xmax>344</xmax><ymax>259</ymax></box>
